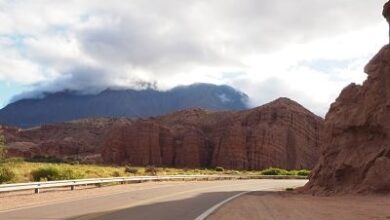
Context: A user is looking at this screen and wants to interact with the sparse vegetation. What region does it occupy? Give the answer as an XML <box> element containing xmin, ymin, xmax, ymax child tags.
<box><xmin>215</xmin><ymin>166</ymin><xmax>224</xmax><ymax>172</ymax></box>
<box><xmin>124</xmin><ymin>166</ymin><xmax>139</xmax><ymax>174</ymax></box>
<box><xmin>145</xmin><ymin>166</ymin><xmax>158</xmax><ymax>176</ymax></box>
<box><xmin>261</xmin><ymin>167</ymin><xmax>288</xmax><ymax>175</ymax></box>
<box><xmin>0</xmin><ymin>166</ymin><xmax>15</xmax><ymax>183</ymax></box>
<box><xmin>112</xmin><ymin>171</ymin><xmax>121</xmax><ymax>177</ymax></box>
<box><xmin>31</xmin><ymin>167</ymin><xmax>60</xmax><ymax>181</ymax></box>
<box><xmin>0</xmin><ymin>135</ymin><xmax>7</xmax><ymax>162</ymax></box>
<box><xmin>31</xmin><ymin>166</ymin><xmax>85</xmax><ymax>181</ymax></box>
<box><xmin>0</xmin><ymin>158</ymin><xmax>310</xmax><ymax>184</ymax></box>
<box><xmin>261</xmin><ymin>167</ymin><xmax>310</xmax><ymax>177</ymax></box>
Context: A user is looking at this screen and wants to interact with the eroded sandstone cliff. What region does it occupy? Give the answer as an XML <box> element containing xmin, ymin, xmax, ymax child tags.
<box><xmin>101</xmin><ymin>98</ymin><xmax>323</xmax><ymax>169</ymax></box>
<box><xmin>304</xmin><ymin>45</ymin><xmax>390</xmax><ymax>194</ymax></box>
<box><xmin>2</xmin><ymin>98</ymin><xmax>323</xmax><ymax>170</ymax></box>
<box><xmin>1</xmin><ymin>118</ymin><xmax>119</xmax><ymax>163</ymax></box>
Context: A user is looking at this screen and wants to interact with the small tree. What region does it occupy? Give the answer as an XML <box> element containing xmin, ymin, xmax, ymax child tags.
<box><xmin>0</xmin><ymin>135</ymin><xmax>6</xmax><ymax>162</ymax></box>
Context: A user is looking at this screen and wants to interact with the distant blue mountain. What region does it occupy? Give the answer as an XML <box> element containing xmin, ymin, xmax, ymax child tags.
<box><xmin>0</xmin><ymin>83</ymin><xmax>249</xmax><ymax>128</ymax></box>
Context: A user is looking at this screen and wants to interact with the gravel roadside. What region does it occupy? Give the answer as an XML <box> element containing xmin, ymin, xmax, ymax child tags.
<box><xmin>207</xmin><ymin>191</ymin><xmax>390</xmax><ymax>220</ymax></box>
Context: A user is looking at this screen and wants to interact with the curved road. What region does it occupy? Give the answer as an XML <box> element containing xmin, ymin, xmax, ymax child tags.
<box><xmin>0</xmin><ymin>179</ymin><xmax>307</xmax><ymax>220</ymax></box>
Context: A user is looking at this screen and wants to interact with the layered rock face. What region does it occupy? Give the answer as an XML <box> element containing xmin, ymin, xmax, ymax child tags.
<box><xmin>2</xmin><ymin>98</ymin><xmax>323</xmax><ymax>169</ymax></box>
<box><xmin>101</xmin><ymin>98</ymin><xmax>323</xmax><ymax>169</ymax></box>
<box><xmin>1</xmin><ymin>118</ymin><xmax>119</xmax><ymax>163</ymax></box>
<box><xmin>304</xmin><ymin>46</ymin><xmax>390</xmax><ymax>194</ymax></box>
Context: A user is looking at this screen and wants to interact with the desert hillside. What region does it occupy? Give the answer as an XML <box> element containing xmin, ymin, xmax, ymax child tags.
<box><xmin>2</xmin><ymin>97</ymin><xmax>323</xmax><ymax>170</ymax></box>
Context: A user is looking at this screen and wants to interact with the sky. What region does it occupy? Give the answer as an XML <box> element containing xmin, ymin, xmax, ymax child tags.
<box><xmin>0</xmin><ymin>0</ymin><xmax>388</xmax><ymax>116</ymax></box>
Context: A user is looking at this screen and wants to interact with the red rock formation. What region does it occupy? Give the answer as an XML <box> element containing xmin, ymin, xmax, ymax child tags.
<box><xmin>304</xmin><ymin>45</ymin><xmax>390</xmax><ymax>194</ymax></box>
<box><xmin>2</xmin><ymin>98</ymin><xmax>323</xmax><ymax>169</ymax></box>
<box><xmin>102</xmin><ymin>120</ymin><xmax>175</xmax><ymax>166</ymax></box>
<box><xmin>101</xmin><ymin>98</ymin><xmax>323</xmax><ymax>169</ymax></box>
<box><xmin>1</xmin><ymin>118</ymin><xmax>117</xmax><ymax>163</ymax></box>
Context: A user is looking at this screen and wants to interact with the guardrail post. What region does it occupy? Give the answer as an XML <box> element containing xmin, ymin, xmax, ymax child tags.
<box><xmin>71</xmin><ymin>185</ymin><xmax>75</xmax><ymax>191</ymax></box>
<box><xmin>34</xmin><ymin>188</ymin><xmax>40</xmax><ymax>194</ymax></box>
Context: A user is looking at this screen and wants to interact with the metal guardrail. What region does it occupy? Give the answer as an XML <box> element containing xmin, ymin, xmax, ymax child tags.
<box><xmin>0</xmin><ymin>175</ymin><xmax>307</xmax><ymax>194</ymax></box>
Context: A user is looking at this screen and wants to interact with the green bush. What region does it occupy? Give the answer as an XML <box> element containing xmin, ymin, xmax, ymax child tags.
<box><xmin>215</xmin><ymin>166</ymin><xmax>224</xmax><ymax>172</ymax></box>
<box><xmin>261</xmin><ymin>167</ymin><xmax>287</xmax><ymax>175</ymax></box>
<box><xmin>31</xmin><ymin>167</ymin><xmax>60</xmax><ymax>181</ymax></box>
<box><xmin>31</xmin><ymin>167</ymin><xmax>84</xmax><ymax>181</ymax></box>
<box><xmin>0</xmin><ymin>166</ymin><xmax>15</xmax><ymax>183</ymax></box>
<box><xmin>260</xmin><ymin>167</ymin><xmax>311</xmax><ymax>176</ymax></box>
<box><xmin>124</xmin><ymin>166</ymin><xmax>139</xmax><ymax>174</ymax></box>
<box><xmin>297</xmin><ymin>170</ymin><xmax>310</xmax><ymax>176</ymax></box>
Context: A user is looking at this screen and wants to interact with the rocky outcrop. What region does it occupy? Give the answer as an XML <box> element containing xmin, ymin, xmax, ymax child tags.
<box><xmin>2</xmin><ymin>98</ymin><xmax>323</xmax><ymax>169</ymax></box>
<box><xmin>101</xmin><ymin>120</ymin><xmax>175</xmax><ymax>166</ymax></box>
<box><xmin>101</xmin><ymin>98</ymin><xmax>323</xmax><ymax>169</ymax></box>
<box><xmin>1</xmin><ymin>118</ymin><xmax>118</xmax><ymax>163</ymax></box>
<box><xmin>304</xmin><ymin>45</ymin><xmax>390</xmax><ymax>194</ymax></box>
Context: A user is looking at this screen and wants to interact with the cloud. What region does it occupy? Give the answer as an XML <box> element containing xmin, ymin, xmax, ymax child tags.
<box><xmin>0</xmin><ymin>0</ymin><xmax>388</xmax><ymax>115</ymax></box>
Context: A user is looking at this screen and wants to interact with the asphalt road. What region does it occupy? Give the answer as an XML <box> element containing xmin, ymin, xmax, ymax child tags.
<box><xmin>0</xmin><ymin>179</ymin><xmax>307</xmax><ymax>220</ymax></box>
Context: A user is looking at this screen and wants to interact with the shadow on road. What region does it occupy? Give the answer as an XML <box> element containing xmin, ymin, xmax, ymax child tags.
<box><xmin>70</xmin><ymin>190</ymin><xmax>254</xmax><ymax>220</ymax></box>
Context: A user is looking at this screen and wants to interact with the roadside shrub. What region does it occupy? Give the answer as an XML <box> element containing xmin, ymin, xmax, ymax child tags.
<box><xmin>60</xmin><ymin>168</ymin><xmax>84</xmax><ymax>180</ymax></box>
<box><xmin>31</xmin><ymin>167</ymin><xmax>60</xmax><ymax>181</ymax></box>
<box><xmin>0</xmin><ymin>166</ymin><xmax>15</xmax><ymax>183</ymax></box>
<box><xmin>112</xmin><ymin>171</ymin><xmax>121</xmax><ymax>177</ymax></box>
<box><xmin>145</xmin><ymin>166</ymin><xmax>158</xmax><ymax>176</ymax></box>
<box><xmin>0</xmin><ymin>135</ymin><xmax>7</xmax><ymax>162</ymax></box>
<box><xmin>215</xmin><ymin>166</ymin><xmax>224</xmax><ymax>172</ymax></box>
<box><xmin>261</xmin><ymin>167</ymin><xmax>287</xmax><ymax>175</ymax></box>
<box><xmin>297</xmin><ymin>170</ymin><xmax>310</xmax><ymax>177</ymax></box>
<box><xmin>124</xmin><ymin>166</ymin><xmax>139</xmax><ymax>174</ymax></box>
<box><xmin>31</xmin><ymin>167</ymin><xmax>84</xmax><ymax>181</ymax></box>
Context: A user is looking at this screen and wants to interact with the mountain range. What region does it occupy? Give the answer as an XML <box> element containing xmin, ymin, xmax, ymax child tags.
<box><xmin>0</xmin><ymin>83</ymin><xmax>248</xmax><ymax>128</ymax></box>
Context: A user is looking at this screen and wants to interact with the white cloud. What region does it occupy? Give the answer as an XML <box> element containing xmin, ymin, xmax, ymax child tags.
<box><xmin>0</xmin><ymin>39</ymin><xmax>43</xmax><ymax>84</ymax></box>
<box><xmin>0</xmin><ymin>0</ymin><xmax>388</xmax><ymax>115</ymax></box>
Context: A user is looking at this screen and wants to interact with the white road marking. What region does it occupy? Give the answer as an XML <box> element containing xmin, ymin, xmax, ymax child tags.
<box><xmin>194</xmin><ymin>191</ymin><xmax>253</xmax><ymax>220</ymax></box>
<box><xmin>194</xmin><ymin>185</ymin><xmax>288</xmax><ymax>220</ymax></box>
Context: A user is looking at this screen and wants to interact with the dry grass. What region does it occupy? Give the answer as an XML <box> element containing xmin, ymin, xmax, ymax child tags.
<box><xmin>0</xmin><ymin>158</ymin><xmax>309</xmax><ymax>183</ymax></box>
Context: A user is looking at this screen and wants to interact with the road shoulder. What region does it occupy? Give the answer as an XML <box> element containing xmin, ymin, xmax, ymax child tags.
<box><xmin>207</xmin><ymin>191</ymin><xmax>390</xmax><ymax>220</ymax></box>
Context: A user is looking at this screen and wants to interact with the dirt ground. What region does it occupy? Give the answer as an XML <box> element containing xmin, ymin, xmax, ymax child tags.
<box><xmin>208</xmin><ymin>191</ymin><xmax>390</xmax><ymax>220</ymax></box>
